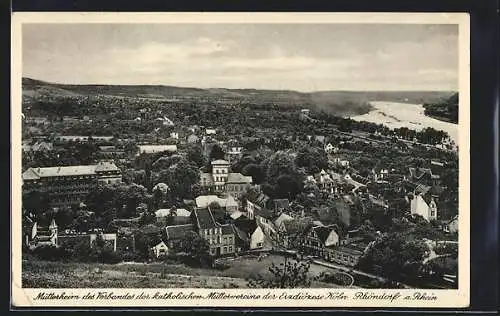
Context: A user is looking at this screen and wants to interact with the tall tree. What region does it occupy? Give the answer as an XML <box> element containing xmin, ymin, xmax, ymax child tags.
<box><xmin>209</xmin><ymin>144</ymin><xmax>226</xmax><ymax>161</ymax></box>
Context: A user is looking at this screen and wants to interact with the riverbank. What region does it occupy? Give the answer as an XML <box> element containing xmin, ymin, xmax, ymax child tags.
<box><xmin>350</xmin><ymin>101</ymin><xmax>459</xmax><ymax>146</ymax></box>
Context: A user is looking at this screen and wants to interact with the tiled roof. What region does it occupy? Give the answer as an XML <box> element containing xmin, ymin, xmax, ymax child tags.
<box><xmin>23</xmin><ymin>165</ymin><xmax>97</xmax><ymax>179</ymax></box>
<box><xmin>232</xmin><ymin>225</ymin><xmax>249</xmax><ymax>243</ymax></box>
<box><xmin>227</xmin><ymin>173</ymin><xmax>253</xmax><ymax>184</ymax></box>
<box><xmin>247</xmin><ymin>190</ymin><xmax>270</xmax><ymax>207</ymax></box>
<box><xmin>165</xmin><ymin>224</ymin><xmax>194</xmax><ymax>240</ymax></box>
<box><xmin>95</xmin><ymin>161</ymin><xmax>120</xmax><ymax>172</ymax></box>
<box><xmin>233</xmin><ymin>217</ymin><xmax>258</xmax><ymax>236</ymax></box>
<box><xmin>23</xmin><ymin>162</ymin><xmax>120</xmax><ymax>180</ymax></box>
<box><xmin>283</xmin><ymin>217</ymin><xmax>313</xmax><ymax>235</ymax></box>
<box><xmin>193</xmin><ymin>208</ymin><xmax>217</xmax><ymax>230</ymax></box>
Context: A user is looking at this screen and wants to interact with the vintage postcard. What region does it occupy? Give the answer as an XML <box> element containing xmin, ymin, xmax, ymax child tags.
<box><xmin>11</xmin><ymin>12</ymin><xmax>470</xmax><ymax>308</ymax></box>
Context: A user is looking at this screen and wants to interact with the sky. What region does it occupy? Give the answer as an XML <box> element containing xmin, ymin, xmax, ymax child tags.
<box><xmin>22</xmin><ymin>23</ymin><xmax>459</xmax><ymax>92</ymax></box>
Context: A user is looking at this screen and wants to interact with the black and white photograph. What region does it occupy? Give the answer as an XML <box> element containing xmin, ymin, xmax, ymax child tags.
<box><xmin>11</xmin><ymin>12</ymin><xmax>470</xmax><ymax>308</ymax></box>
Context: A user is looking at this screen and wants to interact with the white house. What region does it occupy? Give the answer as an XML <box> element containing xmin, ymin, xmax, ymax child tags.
<box><xmin>151</xmin><ymin>241</ymin><xmax>169</xmax><ymax>258</ymax></box>
<box><xmin>195</xmin><ymin>194</ymin><xmax>238</xmax><ymax>214</ymax></box>
<box><xmin>170</xmin><ymin>132</ymin><xmax>179</xmax><ymax>140</ymax></box>
<box><xmin>250</xmin><ymin>226</ymin><xmax>265</xmax><ymax>249</ymax></box>
<box><xmin>155</xmin><ymin>208</ymin><xmax>191</xmax><ymax>221</ymax></box>
<box><xmin>410</xmin><ymin>193</ymin><xmax>438</xmax><ymax>221</ymax></box>
<box><xmin>205</xmin><ymin>128</ymin><xmax>217</xmax><ymax>135</ymax></box>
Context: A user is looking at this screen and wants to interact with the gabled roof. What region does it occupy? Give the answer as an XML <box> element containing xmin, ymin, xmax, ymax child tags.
<box><xmin>313</xmin><ymin>225</ymin><xmax>337</xmax><ymax>244</ymax></box>
<box><xmin>283</xmin><ymin>217</ymin><xmax>313</xmax><ymax>235</ymax></box>
<box><xmin>232</xmin><ymin>225</ymin><xmax>250</xmax><ymax>243</ymax></box>
<box><xmin>152</xmin><ymin>241</ymin><xmax>168</xmax><ymax>249</ymax></box>
<box><xmin>233</xmin><ymin>217</ymin><xmax>258</xmax><ymax>236</ymax></box>
<box><xmin>246</xmin><ymin>189</ymin><xmax>270</xmax><ymax>207</ymax></box>
<box><xmin>274</xmin><ymin>213</ymin><xmax>294</xmax><ymax>228</ymax></box>
<box><xmin>409</xmin><ymin>167</ymin><xmax>433</xmax><ymax>180</ymax></box>
<box><xmin>165</xmin><ymin>224</ymin><xmax>193</xmax><ymax>240</ymax></box>
<box><xmin>95</xmin><ymin>161</ymin><xmax>120</xmax><ymax>172</ymax></box>
<box><xmin>193</xmin><ymin>208</ymin><xmax>217</xmax><ymax>230</ymax></box>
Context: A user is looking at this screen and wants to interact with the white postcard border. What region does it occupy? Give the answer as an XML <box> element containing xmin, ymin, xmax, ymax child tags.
<box><xmin>11</xmin><ymin>12</ymin><xmax>471</xmax><ymax>308</ymax></box>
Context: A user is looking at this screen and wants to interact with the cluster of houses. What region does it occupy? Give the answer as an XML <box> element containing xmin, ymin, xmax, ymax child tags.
<box><xmin>22</xmin><ymin>110</ymin><xmax>457</xmax><ymax>271</ymax></box>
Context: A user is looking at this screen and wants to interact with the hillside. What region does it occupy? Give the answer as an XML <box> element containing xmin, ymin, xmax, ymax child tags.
<box><xmin>422</xmin><ymin>92</ymin><xmax>459</xmax><ymax>124</ymax></box>
<box><xmin>22</xmin><ymin>77</ymin><xmax>454</xmax><ymax>117</ymax></box>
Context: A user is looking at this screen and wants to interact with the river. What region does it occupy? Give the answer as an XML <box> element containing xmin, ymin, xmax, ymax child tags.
<box><xmin>350</xmin><ymin>101</ymin><xmax>459</xmax><ymax>146</ymax></box>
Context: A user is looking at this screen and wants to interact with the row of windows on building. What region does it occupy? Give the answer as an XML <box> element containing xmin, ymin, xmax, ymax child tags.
<box><xmin>207</xmin><ymin>236</ymin><xmax>233</xmax><ymax>245</ymax></box>
<box><xmin>210</xmin><ymin>245</ymin><xmax>233</xmax><ymax>255</ymax></box>
<box><xmin>227</xmin><ymin>185</ymin><xmax>245</xmax><ymax>192</ymax></box>
<box><xmin>214</xmin><ymin>169</ymin><xmax>227</xmax><ymax>174</ymax></box>
<box><xmin>202</xmin><ymin>228</ymin><xmax>222</xmax><ymax>235</ymax></box>
<box><xmin>214</xmin><ymin>176</ymin><xmax>227</xmax><ymax>182</ymax></box>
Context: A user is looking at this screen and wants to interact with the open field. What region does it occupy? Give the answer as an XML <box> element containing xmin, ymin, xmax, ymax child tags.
<box><xmin>22</xmin><ymin>255</ymin><xmax>348</xmax><ymax>288</ymax></box>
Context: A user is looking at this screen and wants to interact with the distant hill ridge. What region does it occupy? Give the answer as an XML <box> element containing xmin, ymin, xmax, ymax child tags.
<box><xmin>22</xmin><ymin>77</ymin><xmax>456</xmax><ymax>116</ymax></box>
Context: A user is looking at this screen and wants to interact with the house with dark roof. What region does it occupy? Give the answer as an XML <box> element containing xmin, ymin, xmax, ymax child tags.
<box><xmin>408</xmin><ymin>167</ymin><xmax>441</xmax><ymax>186</ymax></box>
<box><xmin>191</xmin><ymin>208</ymin><xmax>235</xmax><ymax>257</ymax></box>
<box><xmin>232</xmin><ymin>217</ymin><xmax>264</xmax><ymax>251</ymax></box>
<box><xmin>245</xmin><ymin>188</ymin><xmax>270</xmax><ymax>220</ymax></box>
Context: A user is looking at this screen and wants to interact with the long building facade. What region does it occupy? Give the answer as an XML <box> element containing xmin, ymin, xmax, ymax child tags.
<box><xmin>22</xmin><ymin>161</ymin><xmax>122</xmax><ymax>208</ymax></box>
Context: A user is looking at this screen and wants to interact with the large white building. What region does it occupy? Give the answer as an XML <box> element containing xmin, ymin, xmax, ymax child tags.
<box><xmin>22</xmin><ymin>161</ymin><xmax>122</xmax><ymax>207</ymax></box>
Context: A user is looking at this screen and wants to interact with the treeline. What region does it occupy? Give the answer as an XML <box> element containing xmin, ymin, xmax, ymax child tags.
<box><xmin>423</xmin><ymin>93</ymin><xmax>458</xmax><ymax>124</ymax></box>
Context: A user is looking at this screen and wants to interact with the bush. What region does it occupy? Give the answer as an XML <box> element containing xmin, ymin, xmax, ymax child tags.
<box><xmin>32</xmin><ymin>245</ymin><xmax>70</xmax><ymax>261</ymax></box>
<box><xmin>99</xmin><ymin>250</ymin><xmax>122</xmax><ymax>264</ymax></box>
